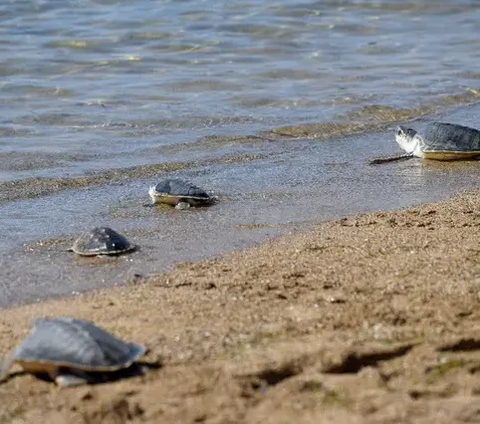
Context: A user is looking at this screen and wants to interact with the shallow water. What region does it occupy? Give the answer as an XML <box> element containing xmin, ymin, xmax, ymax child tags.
<box><xmin>1</xmin><ymin>102</ymin><xmax>480</xmax><ymax>307</ymax></box>
<box><xmin>1</xmin><ymin>1</ymin><xmax>480</xmax><ymax>306</ymax></box>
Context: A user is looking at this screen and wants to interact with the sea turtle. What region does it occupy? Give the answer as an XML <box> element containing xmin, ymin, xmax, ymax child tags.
<box><xmin>369</xmin><ymin>122</ymin><xmax>480</xmax><ymax>164</ymax></box>
<box><xmin>0</xmin><ymin>317</ymin><xmax>146</xmax><ymax>386</ymax></box>
<box><xmin>148</xmin><ymin>178</ymin><xmax>216</xmax><ymax>210</ymax></box>
<box><xmin>71</xmin><ymin>227</ymin><xmax>135</xmax><ymax>256</ymax></box>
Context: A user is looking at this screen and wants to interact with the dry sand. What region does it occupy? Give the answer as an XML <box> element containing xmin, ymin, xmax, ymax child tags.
<box><xmin>1</xmin><ymin>189</ymin><xmax>480</xmax><ymax>423</ymax></box>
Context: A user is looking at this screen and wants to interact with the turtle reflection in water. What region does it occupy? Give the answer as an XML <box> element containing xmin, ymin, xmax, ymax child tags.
<box><xmin>370</xmin><ymin>122</ymin><xmax>480</xmax><ymax>164</ymax></box>
<box><xmin>0</xmin><ymin>317</ymin><xmax>146</xmax><ymax>386</ymax></box>
<box><xmin>149</xmin><ymin>179</ymin><xmax>217</xmax><ymax>210</ymax></box>
<box><xmin>71</xmin><ymin>227</ymin><xmax>135</xmax><ymax>256</ymax></box>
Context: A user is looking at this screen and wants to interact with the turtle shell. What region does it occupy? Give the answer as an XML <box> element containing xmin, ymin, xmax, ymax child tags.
<box><xmin>6</xmin><ymin>317</ymin><xmax>145</xmax><ymax>372</ymax></box>
<box><xmin>149</xmin><ymin>179</ymin><xmax>212</xmax><ymax>206</ymax></box>
<box><xmin>72</xmin><ymin>227</ymin><xmax>134</xmax><ymax>256</ymax></box>
<box><xmin>421</xmin><ymin>122</ymin><xmax>480</xmax><ymax>157</ymax></box>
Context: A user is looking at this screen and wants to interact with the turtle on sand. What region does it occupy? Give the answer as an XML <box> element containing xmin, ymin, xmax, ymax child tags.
<box><xmin>369</xmin><ymin>122</ymin><xmax>480</xmax><ymax>164</ymax></box>
<box><xmin>71</xmin><ymin>227</ymin><xmax>135</xmax><ymax>256</ymax></box>
<box><xmin>148</xmin><ymin>178</ymin><xmax>216</xmax><ymax>210</ymax></box>
<box><xmin>0</xmin><ymin>317</ymin><xmax>146</xmax><ymax>386</ymax></box>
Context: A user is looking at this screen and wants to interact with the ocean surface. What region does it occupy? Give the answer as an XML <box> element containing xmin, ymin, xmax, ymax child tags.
<box><xmin>1</xmin><ymin>0</ymin><xmax>480</xmax><ymax>306</ymax></box>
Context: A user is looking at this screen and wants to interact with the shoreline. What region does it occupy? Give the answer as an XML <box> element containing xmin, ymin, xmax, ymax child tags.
<box><xmin>3</xmin><ymin>91</ymin><xmax>480</xmax><ymax>205</ymax></box>
<box><xmin>3</xmin><ymin>101</ymin><xmax>480</xmax><ymax>308</ymax></box>
<box><xmin>4</xmin><ymin>116</ymin><xmax>480</xmax><ymax>307</ymax></box>
<box><xmin>1</xmin><ymin>188</ymin><xmax>480</xmax><ymax>423</ymax></box>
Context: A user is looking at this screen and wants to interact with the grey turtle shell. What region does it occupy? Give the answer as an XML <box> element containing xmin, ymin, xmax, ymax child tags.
<box><xmin>72</xmin><ymin>227</ymin><xmax>134</xmax><ymax>256</ymax></box>
<box><xmin>421</xmin><ymin>122</ymin><xmax>480</xmax><ymax>152</ymax></box>
<box><xmin>1</xmin><ymin>317</ymin><xmax>145</xmax><ymax>375</ymax></box>
<box><xmin>150</xmin><ymin>179</ymin><xmax>213</xmax><ymax>206</ymax></box>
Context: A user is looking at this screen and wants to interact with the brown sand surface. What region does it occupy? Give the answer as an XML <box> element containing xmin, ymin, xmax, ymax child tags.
<box><xmin>1</xmin><ymin>189</ymin><xmax>480</xmax><ymax>423</ymax></box>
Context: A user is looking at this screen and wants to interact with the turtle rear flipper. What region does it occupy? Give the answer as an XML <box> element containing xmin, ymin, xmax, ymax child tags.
<box><xmin>0</xmin><ymin>351</ymin><xmax>17</xmax><ymax>383</ymax></box>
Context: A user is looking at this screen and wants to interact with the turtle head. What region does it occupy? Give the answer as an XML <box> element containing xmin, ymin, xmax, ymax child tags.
<box><xmin>395</xmin><ymin>126</ymin><xmax>418</xmax><ymax>154</ymax></box>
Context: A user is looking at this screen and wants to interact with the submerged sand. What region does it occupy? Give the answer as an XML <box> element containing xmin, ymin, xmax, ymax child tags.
<box><xmin>1</xmin><ymin>189</ymin><xmax>480</xmax><ymax>423</ymax></box>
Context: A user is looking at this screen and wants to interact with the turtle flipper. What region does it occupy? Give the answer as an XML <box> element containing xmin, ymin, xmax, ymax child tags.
<box><xmin>175</xmin><ymin>201</ymin><xmax>191</xmax><ymax>210</ymax></box>
<box><xmin>0</xmin><ymin>351</ymin><xmax>17</xmax><ymax>383</ymax></box>
<box><xmin>55</xmin><ymin>373</ymin><xmax>91</xmax><ymax>387</ymax></box>
<box><xmin>54</xmin><ymin>368</ymin><xmax>97</xmax><ymax>386</ymax></box>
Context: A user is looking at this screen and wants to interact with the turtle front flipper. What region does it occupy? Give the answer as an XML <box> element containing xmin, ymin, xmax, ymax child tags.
<box><xmin>53</xmin><ymin>367</ymin><xmax>102</xmax><ymax>386</ymax></box>
<box><xmin>175</xmin><ymin>200</ymin><xmax>191</xmax><ymax>210</ymax></box>
<box><xmin>55</xmin><ymin>372</ymin><xmax>92</xmax><ymax>387</ymax></box>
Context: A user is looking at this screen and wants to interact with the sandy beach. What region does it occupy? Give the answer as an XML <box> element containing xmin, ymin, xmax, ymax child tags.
<box><xmin>3</xmin><ymin>2</ymin><xmax>480</xmax><ymax>422</ymax></box>
<box><xmin>1</xmin><ymin>188</ymin><xmax>480</xmax><ymax>423</ymax></box>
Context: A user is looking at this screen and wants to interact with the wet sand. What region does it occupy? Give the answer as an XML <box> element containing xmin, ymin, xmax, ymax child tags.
<box><xmin>1</xmin><ymin>189</ymin><xmax>480</xmax><ymax>423</ymax></box>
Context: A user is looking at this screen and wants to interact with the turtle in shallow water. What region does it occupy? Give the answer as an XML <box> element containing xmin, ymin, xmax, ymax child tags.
<box><xmin>0</xmin><ymin>317</ymin><xmax>146</xmax><ymax>386</ymax></box>
<box><xmin>369</xmin><ymin>122</ymin><xmax>480</xmax><ymax>164</ymax></box>
<box><xmin>71</xmin><ymin>227</ymin><xmax>135</xmax><ymax>256</ymax></box>
<box><xmin>148</xmin><ymin>178</ymin><xmax>216</xmax><ymax>210</ymax></box>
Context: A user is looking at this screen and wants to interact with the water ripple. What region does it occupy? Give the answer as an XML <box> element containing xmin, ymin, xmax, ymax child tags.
<box><xmin>1</xmin><ymin>0</ymin><xmax>479</xmax><ymax>181</ymax></box>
